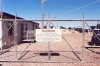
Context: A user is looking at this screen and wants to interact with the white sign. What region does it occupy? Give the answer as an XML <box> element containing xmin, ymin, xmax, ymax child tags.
<box><xmin>36</xmin><ymin>29</ymin><xmax>61</xmax><ymax>42</ymax></box>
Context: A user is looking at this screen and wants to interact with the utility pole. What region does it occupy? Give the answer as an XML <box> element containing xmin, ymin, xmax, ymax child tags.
<box><xmin>41</xmin><ymin>0</ymin><xmax>45</xmax><ymax>28</ymax></box>
<box><xmin>41</xmin><ymin>0</ymin><xmax>47</xmax><ymax>28</ymax></box>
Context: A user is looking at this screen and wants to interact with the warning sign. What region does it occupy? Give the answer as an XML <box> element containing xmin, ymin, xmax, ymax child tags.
<box><xmin>36</xmin><ymin>29</ymin><xmax>61</xmax><ymax>42</ymax></box>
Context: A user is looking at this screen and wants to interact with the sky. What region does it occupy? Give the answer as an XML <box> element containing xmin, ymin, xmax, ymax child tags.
<box><xmin>1</xmin><ymin>0</ymin><xmax>100</xmax><ymax>28</ymax></box>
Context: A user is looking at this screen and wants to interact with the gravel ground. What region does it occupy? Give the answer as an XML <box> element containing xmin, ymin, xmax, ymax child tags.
<box><xmin>0</xmin><ymin>32</ymin><xmax>100</xmax><ymax>66</ymax></box>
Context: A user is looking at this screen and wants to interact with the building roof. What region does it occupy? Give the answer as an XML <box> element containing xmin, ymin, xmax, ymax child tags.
<box><xmin>0</xmin><ymin>12</ymin><xmax>24</xmax><ymax>19</ymax></box>
<box><xmin>0</xmin><ymin>12</ymin><xmax>39</xmax><ymax>25</ymax></box>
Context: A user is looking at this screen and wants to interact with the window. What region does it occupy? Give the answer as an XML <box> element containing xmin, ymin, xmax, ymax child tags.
<box><xmin>8</xmin><ymin>22</ymin><xmax>13</xmax><ymax>35</ymax></box>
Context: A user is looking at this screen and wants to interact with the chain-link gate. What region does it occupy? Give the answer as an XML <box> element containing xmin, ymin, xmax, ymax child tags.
<box><xmin>0</xmin><ymin>19</ymin><xmax>100</xmax><ymax>63</ymax></box>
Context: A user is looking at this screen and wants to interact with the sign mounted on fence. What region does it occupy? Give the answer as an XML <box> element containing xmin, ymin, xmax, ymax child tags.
<box><xmin>36</xmin><ymin>29</ymin><xmax>61</xmax><ymax>42</ymax></box>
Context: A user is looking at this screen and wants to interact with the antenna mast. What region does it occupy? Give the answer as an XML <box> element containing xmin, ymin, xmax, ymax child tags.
<box><xmin>41</xmin><ymin>0</ymin><xmax>45</xmax><ymax>28</ymax></box>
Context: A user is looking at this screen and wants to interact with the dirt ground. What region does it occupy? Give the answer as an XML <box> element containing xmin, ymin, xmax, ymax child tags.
<box><xmin>0</xmin><ymin>32</ymin><xmax>100</xmax><ymax>66</ymax></box>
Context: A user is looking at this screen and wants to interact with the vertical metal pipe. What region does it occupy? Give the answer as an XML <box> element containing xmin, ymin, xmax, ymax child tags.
<box><xmin>82</xmin><ymin>13</ymin><xmax>85</xmax><ymax>62</ymax></box>
<box><xmin>97</xmin><ymin>21</ymin><xmax>99</xmax><ymax>29</ymax></box>
<box><xmin>0</xmin><ymin>0</ymin><xmax>2</xmax><ymax>51</ymax></box>
<box><xmin>57</xmin><ymin>22</ymin><xmax>58</xmax><ymax>29</ymax></box>
<box><xmin>27</xmin><ymin>30</ymin><xmax>28</xmax><ymax>40</ymax></box>
<box><xmin>47</xmin><ymin>12</ymin><xmax>51</xmax><ymax>60</ymax></box>
<box><xmin>48</xmin><ymin>13</ymin><xmax>51</xmax><ymax>29</ymax></box>
<box><xmin>14</xmin><ymin>13</ymin><xmax>18</xmax><ymax>60</ymax></box>
<box><xmin>48</xmin><ymin>41</ymin><xmax>51</xmax><ymax>60</ymax></box>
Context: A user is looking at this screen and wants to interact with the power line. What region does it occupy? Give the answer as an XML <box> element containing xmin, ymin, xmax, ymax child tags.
<box><xmin>69</xmin><ymin>0</ymin><xmax>100</xmax><ymax>14</ymax></box>
<box><xmin>58</xmin><ymin>0</ymin><xmax>100</xmax><ymax>19</ymax></box>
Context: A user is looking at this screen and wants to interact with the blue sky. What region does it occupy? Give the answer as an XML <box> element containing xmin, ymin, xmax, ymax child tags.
<box><xmin>1</xmin><ymin>0</ymin><xmax>100</xmax><ymax>27</ymax></box>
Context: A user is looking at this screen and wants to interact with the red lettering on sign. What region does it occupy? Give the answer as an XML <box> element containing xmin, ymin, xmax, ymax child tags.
<box><xmin>42</xmin><ymin>30</ymin><xmax>55</xmax><ymax>32</ymax></box>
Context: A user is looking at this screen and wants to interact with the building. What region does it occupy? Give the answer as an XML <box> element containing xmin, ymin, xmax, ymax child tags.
<box><xmin>0</xmin><ymin>12</ymin><xmax>39</xmax><ymax>49</ymax></box>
